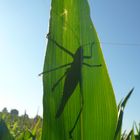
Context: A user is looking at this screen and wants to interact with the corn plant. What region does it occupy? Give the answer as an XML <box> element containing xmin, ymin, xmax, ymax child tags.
<box><xmin>134</xmin><ymin>122</ymin><xmax>140</xmax><ymax>140</ymax></box>
<box><xmin>126</xmin><ymin>128</ymin><xmax>136</xmax><ymax>140</ymax></box>
<box><xmin>114</xmin><ymin>88</ymin><xmax>134</xmax><ymax>140</ymax></box>
<box><xmin>0</xmin><ymin>111</ymin><xmax>42</xmax><ymax>140</ymax></box>
<box><xmin>41</xmin><ymin>0</ymin><xmax>117</xmax><ymax>139</ymax></box>
<box><xmin>0</xmin><ymin>119</ymin><xmax>14</xmax><ymax>140</ymax></box>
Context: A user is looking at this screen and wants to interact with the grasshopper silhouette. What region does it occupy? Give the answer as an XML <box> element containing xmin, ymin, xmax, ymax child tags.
<box><xmin>40</xmin><ymin>33</ymin><xmax>102</xmax><ymax>138</ymax></box>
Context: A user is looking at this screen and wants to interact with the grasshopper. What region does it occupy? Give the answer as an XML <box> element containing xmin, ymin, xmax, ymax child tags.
<box><xmin>40</xmin><ymin>33</ymin><xmax>102</xmax><ymax>139</ymax></box>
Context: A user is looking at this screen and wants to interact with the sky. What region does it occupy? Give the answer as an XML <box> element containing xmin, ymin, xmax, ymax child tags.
<box><xmin>0</xmin><ymin>0</ymin><xmax>140</xmax><ymax>132</ymax></box>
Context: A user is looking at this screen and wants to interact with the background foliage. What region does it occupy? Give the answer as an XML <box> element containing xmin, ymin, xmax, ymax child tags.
<box><xmin>0</xmin><ymin>109</ymin><xmax>42</xmax><ymax>140</ymax></box>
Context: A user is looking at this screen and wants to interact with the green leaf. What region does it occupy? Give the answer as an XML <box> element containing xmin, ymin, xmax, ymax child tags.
<box><xmin>114</xmin><ymin>88</ymin><xmax>134</xmax><ymax>140</ymax></box>
<box><xmin>16</xmin><ymin>129</ymin><xmax>34</xmax><ymax>140</ymax></box>
<box><xmin>121</xmin><ymin>130</ymin><xmax>127</xmax><ymax>140</ymax></box>
<box><xmin>121</xmin><ymin>88</ymin><xmax>134</xmax><ymax>109</ymax></box>
<box><xmin>42</xmin><ymin>0</ymin><xmax>117</xmax><ymax>139</ymax></box>
<box><xmin>134</xmin><ymin>122</ymin><xmax>140</xmax><ymax>140</ymax></box>
<box><xmin>32</xmin><ymin>117</ymin><xmax>41</xmax><ymax>139</ymax></box>
<box><xmin>0</xmin><ymin>119</ymin><xmax>14</xmax><ymax>140</ymax></box>
<box><xmin>114</xmin><ymin>110</ymin><xmax>123</xmax><ymax>140</ymax></box>
<box><xmin>131</xmin><ymin>129</ymin><xmax>136</xmax><ymax>140</ymax></box>
<box><xmin>125</xmin><ymin>129</ymin><xmax>133</xmax><ymax>140</ymax></box>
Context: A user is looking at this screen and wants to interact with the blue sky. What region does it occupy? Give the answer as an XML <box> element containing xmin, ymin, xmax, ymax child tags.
<box><xmin>0</xmin><ymin>0</ymin><xmax>139</xmax><ymax>132</ymax></box>
<box><xmin>89</xmin><ymin>0</ymin><xmax>140</xmax><ymax>131</ymax></box>
<box><xmin>0</xmin><ymin>0</ymin><xmax>50</xmax><ymax>117</ymax></box>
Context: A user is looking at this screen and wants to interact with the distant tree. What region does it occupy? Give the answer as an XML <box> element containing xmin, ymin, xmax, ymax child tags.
<box><xmin>2</xmin><ymin>108</ymin><xmax>8</xmax><ymax>113</ymax></box>
<box><xmin>10</xmin><ymin>109</ymin><xmax>19</xmax><ymax>116</ymax></box>
<box><xmin>22</xmin><ymin>110</ymin><xmax>29</xmax><ymax>119</ymax></box>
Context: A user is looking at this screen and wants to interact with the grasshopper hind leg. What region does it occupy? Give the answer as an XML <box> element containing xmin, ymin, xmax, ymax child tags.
<box><xmin>69</xmin><ymin>78</ymin><xmax>84</xmax><ymax>139</ymax></box>
<box><xmin>69</xmin><ymin>106</ymin><xmax>83</xmax><ymax>139</ymax></box>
